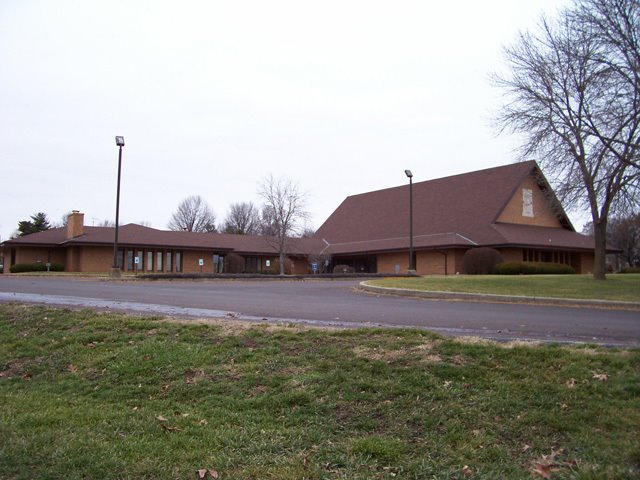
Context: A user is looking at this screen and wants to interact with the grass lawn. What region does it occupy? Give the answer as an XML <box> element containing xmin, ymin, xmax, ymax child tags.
<box><xmin>368</xmin><ymin>274</ymin><xmax>640</xmax><ymax>302</ymax></box>
<box><xmin>1</xmin><ymin>304</ymin><xmax>639</xmax><ymax>479</ymax></box>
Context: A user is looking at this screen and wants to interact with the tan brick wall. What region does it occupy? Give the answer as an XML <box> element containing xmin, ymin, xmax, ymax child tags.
<box><xmin>12</xmin><ymin>247</ymin><xmax>64</xmax><ymax>266</ymax></box>
<box><xmin>181</xmin><ymin>251</ymin><xmax>217</xmax><ymax>273</ymax></box>
<box><xmin>449</xmin><ymin>250</ymin><xmax>466</xmax><ymax>275</ymax></box>
<box><xmin>378</xmin><ymin>250</ymin><xmax>468</xmax><ymax>275</ymax></box>
<box><xmin>377</xmin><ymin>252</ymin><xmax>409</xmax><ymax>274</ymax></box>
<box><xmin>78</xmin><ymin>247</ymin><xmax>113</xmax><ymax>272</ymax></box>
<box><xmin>415</xmin><ymin>251</ymin><xmax>446</xmax><ymax>275</ymax></box>
<box><xmin>580</xmin><ymin>253</ymin><xmax>594</xmax><ymax>275</ymax></box>
<box><xmin>496</xmin><ymin>176</ymin><xmax>562</xmax><ymax>227</ymax></box>
<box><xmin>499</xmin><ymin>248</ymin><xmax>523</xmax><ymax>263</ymax></box>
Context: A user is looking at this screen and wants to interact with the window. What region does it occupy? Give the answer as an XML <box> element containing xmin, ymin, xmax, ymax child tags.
<box><xmin>147</xmin><ymin>251</ymin><xmax>153</xmax><ymax>271</ymax></box>
<box><xmin>137</xmin><ymin>250</ymin><xmax>144</xmax><ymax>271</ymax></box>
<box><xmin>175</xmin><ymin>252</ymin><xmax>182</xmax><ymax>272</ymax></box>
<box><xmin>245</xmin><ymin>256</ymin><xmax>259</xmax><ymax>272</ymax></box>
<box><xmin>117</xmin><ymin>250</ymin><xmax>124</xmax><ymax>269</ymax></box>
<box><xmin>127</xmin><ymin>250</ymin><xmax>134</xmax><ymax>271</ymax></box>
<box><xmin>156</xmin><ymin>251</ymin><xmax>163</xmax><ymax>271</ymax></box>
<box><xmin>166</xmin><ymin>251</ymin><xmax>172</xmax><ymax>272</ymax></box>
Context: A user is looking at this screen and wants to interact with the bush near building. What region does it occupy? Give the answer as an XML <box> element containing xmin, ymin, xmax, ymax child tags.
<box><xmin>9</xmin><ymin>263</ymin><xmax>64</xmax><ymax>273</ymax></box>
<box><xmin>462</xmin><ymin>247</ymin><xmax>504</xmax><ymax>275</ymax></box>
<box><xmin>493</xmin><ymin>262</ymin><xmax>575</xmax><ymax>275</ymax></box>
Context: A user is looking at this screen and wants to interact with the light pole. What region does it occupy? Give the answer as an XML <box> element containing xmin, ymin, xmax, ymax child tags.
<box><xmin>111</xmin><ymin>136</ymin><xmax>125</xmax><ymax>276</ymax></box>
<box><xmin>404</xmin><ymin>169</ymin><xmax>414</xmax><ymax>273</ymax></box>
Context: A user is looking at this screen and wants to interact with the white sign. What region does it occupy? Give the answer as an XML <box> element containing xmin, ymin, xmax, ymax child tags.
<box><xmin>198</xmin><ymin>259</ymin><xmax>204</xmax><ymax>266</ymax></box>
<box><xmin>265</xmin><ymin>260</ymin><xmax>271</xmax><ymax>267</ymax></box>
<box><xmin>134</xmin><ymin>257</ymin><xmax>140</xmax><ymax>264</ymax></box>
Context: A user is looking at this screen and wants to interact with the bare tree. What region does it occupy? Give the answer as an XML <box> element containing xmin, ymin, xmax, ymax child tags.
<box><xmin>167</xmin><ymin>195</ymin><xmax>217</xmax><ymax>232</ymax></box>
<box><xmin>608</xmin><ymin>213</ymin><xmax>640</xmax><ymax>267</ymax></box>
<box><xmin>494</xmin><ymin>0</ymin><xmax>640</xmax><ymax>280</ymax></box>
<box><xmin>258</xmin><ymin>205</ymin><xmax>278</xmax><ymax>236</ymax></box>
<box><xmin>221</xmin><ymin>202</ymin><xmax>261</xmax><ymax>235</ymax></box>
<box><xmin>258</xmin><ymin>174</ymin><xmax>310</xmax><ymax>274</ymax></box>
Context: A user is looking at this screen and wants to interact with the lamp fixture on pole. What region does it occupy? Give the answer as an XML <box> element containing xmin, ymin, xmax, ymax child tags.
<box><xmin>111</xmin><ymin>136</ymin><xmax>125</xmax><ymax>276</ymax></box>
<box><xmin>405</xmin><ymin>169</ymin><xmax>414</xmax><ymax>273</ymax></box>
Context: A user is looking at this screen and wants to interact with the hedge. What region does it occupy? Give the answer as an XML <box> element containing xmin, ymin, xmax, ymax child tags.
<box><xmin>9</xmin><ymin>263</ymin><xmax>64</xmax><ymax>273</ymax></box>
<box><xmin>619</xmin><ymin>266</ymin><xmax>640</xmax><ymax>274</ymax></box>
<box><xmin>493</xmin><ymin>262</ymin><xmax>575</xmax><ymax>275</ymax></box>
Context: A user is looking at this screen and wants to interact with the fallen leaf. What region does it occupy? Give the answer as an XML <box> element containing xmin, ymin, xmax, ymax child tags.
<box><xmin>22</xmin><ymin>372</ymin><xmax>32</xmax><ymax>381</ymax></box>
<box><xmin>443</xmin><ymin>380</ymin><xmax>453</xmax><ymax>388</ymax></box>
<box><xmin>522</xmin><ymin>444</ymin><xmax>532</xmax><ymax>453</ymax></box>
<box><xmin>565</xmin><ymin>378</ymin><xmax>577</xmax><ymax>388</ymax></box>
<box><xmin>531</xmin><ymin>462</ymin><xmax>554</xmax><ymax>479</ymax></box>
<box><xmin>592</xmin><ymin>373</ymin><xmax>608</xmax><ymax>381</ymax></box>
<box><xmin>68</xmin><ymin>364</ymin><xmax>78</xmax><ymax>373</ymax></box>
<box><xmin>160</xmin><ymin>424</ymin><xmax>183</xmax><ymax>432</ymax></box>
<box><xmin>462</xmin><ymin>465</ymin><xmax>473</xmax><ymax>477</ymax></box>
<box><xmin>199</xmin><ymin>419</ymin><xmax>209</xmax><ymax>426</ymax></box>
<box><xmin>196</xmin><ymin>469</ymin><xmax>219</xmax><ymax>479</ymax></box>
<box><xmin>156</xmin><ymin>415</ymin><xmax>168</xmax><ymax>422</ymax></box>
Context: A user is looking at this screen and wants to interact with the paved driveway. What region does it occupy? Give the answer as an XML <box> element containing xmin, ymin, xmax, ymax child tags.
<box><xmin>0</xmin><ymin>276</ymin><xmax>638</xmax><ymax>346</ymax></box>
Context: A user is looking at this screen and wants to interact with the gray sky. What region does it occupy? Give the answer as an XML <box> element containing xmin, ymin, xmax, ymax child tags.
<box><xmin>0</xmin><ymin>0</ymin><xmax>577</xmax><ymax>241</ymax></box>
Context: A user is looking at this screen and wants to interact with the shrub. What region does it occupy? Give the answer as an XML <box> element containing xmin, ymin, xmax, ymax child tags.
<box><xmin>10</xmin><ymin>263</ymin><xmax>64</xmax><ymax>273</ymax></box>
<box><xmin>462</xmin><ymin>247</ymin><xmax>504</xmax><ymax>275</ymax></box>
<box><xmin>333</xmin><ymin>264</ymin><xmax>355</xmax><ymax>274</ymax></box>
<box><xmin>224</xmin><ymin>253</ymin><xmax>245</xmax><ymax>274</ymax></box>
<box><xmin>619</xmin><ymin>266</ymin><xmax>640</xmax><ymax>274</ymax></box>
<box><xmin>493</xmin><ymin>262</ymin><xmax>575</xmax><ymax>275</ymax></box>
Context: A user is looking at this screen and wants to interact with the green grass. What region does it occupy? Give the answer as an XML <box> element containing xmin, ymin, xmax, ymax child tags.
<box><xmin>1</xmin><ymin>304</ymin><xmax>639</xmax><ymax>479</ymax></box>
<box><xmin>368</xmin><ymin>274</ymin><xmax>640</xmax><ymax>302</ymax></box>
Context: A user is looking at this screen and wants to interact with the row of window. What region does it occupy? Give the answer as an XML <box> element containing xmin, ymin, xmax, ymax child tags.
<box><xmin>116</xmin><ymin>249</ymin><xmax>183</xmax><ymax>272</ymax></box>
<box><xmin>522</xmin><ymin>249</ymin><xmax>576</xmax><ymax>266</ymax></box>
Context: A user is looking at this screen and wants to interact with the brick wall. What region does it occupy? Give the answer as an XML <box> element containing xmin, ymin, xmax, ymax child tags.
<box><xmin>377</xmin><ymin>252</ymin><xmax>410</xmax><ymax>274</ymax></box>
<box><xmin>12</xmin><ymin>247</ymin><xmax>64</xmax><ymax>266</ymax></box>
<box><xmin>496</xmin><ymin>175</ymin><xmax>562</xmax><ymax>227</ymax></box>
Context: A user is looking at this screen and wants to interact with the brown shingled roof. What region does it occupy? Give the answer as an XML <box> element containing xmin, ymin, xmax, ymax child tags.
<box><xmin>2</xmin><ymin>224</ymin><xmax>322</xmax><ymax>256</ymax></box>
<box><xmin>317</xmin><ymin>161</ymin><xmax>595</xmax><ymax>254</ymax></box>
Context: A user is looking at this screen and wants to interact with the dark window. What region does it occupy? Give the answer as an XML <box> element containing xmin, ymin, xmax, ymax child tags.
<box><xmin>127</xmin><ymin>250</ymin><xmax>134</xmax><ymax>271</ymax></box>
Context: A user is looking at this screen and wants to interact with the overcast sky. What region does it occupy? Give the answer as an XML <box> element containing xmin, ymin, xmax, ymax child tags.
<box><xmin>0</xmin><ymin>0</ymin><xmax>578</xmax><ymax>241</ymax></box>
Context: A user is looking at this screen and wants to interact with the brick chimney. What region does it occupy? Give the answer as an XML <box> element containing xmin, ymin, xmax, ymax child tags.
<box><xmin>67</xmin><ymin>210</ymin><xmax>84</xmax><ymax>238</ymax></box>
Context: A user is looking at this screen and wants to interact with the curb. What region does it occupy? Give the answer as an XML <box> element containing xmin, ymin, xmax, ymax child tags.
<box><xmin>359</xmin><ymin>282</ymin><xmax>640</xmax><ymax>310</ymax></box>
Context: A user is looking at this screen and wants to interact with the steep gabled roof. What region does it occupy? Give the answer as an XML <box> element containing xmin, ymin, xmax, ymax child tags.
<box><xmin>316</xmin><ymin>161</ymin><xmax>590</xmax><ymax>254</ymax></box>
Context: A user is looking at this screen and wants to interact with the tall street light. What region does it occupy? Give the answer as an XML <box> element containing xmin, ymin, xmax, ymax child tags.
<box><xmin>111</xmin><ymin>136</ymin><xmax>125</xmax><ymax>276</ymax></box>
<box><xmin>404</xmin><ymin>169</ymin><xmax>414</xmax><ymax>273</ymax></box>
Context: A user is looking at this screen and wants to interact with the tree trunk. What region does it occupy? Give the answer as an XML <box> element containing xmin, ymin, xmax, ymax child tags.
<box><xmin>592</xmin><ymin>221</ymin><xmax>608</xmax><ymax>280</ymax></box>
<box><xmin>279</xmin><ymin>251</ymin><xmax>285</xmax><ymax>275</ymax></box>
